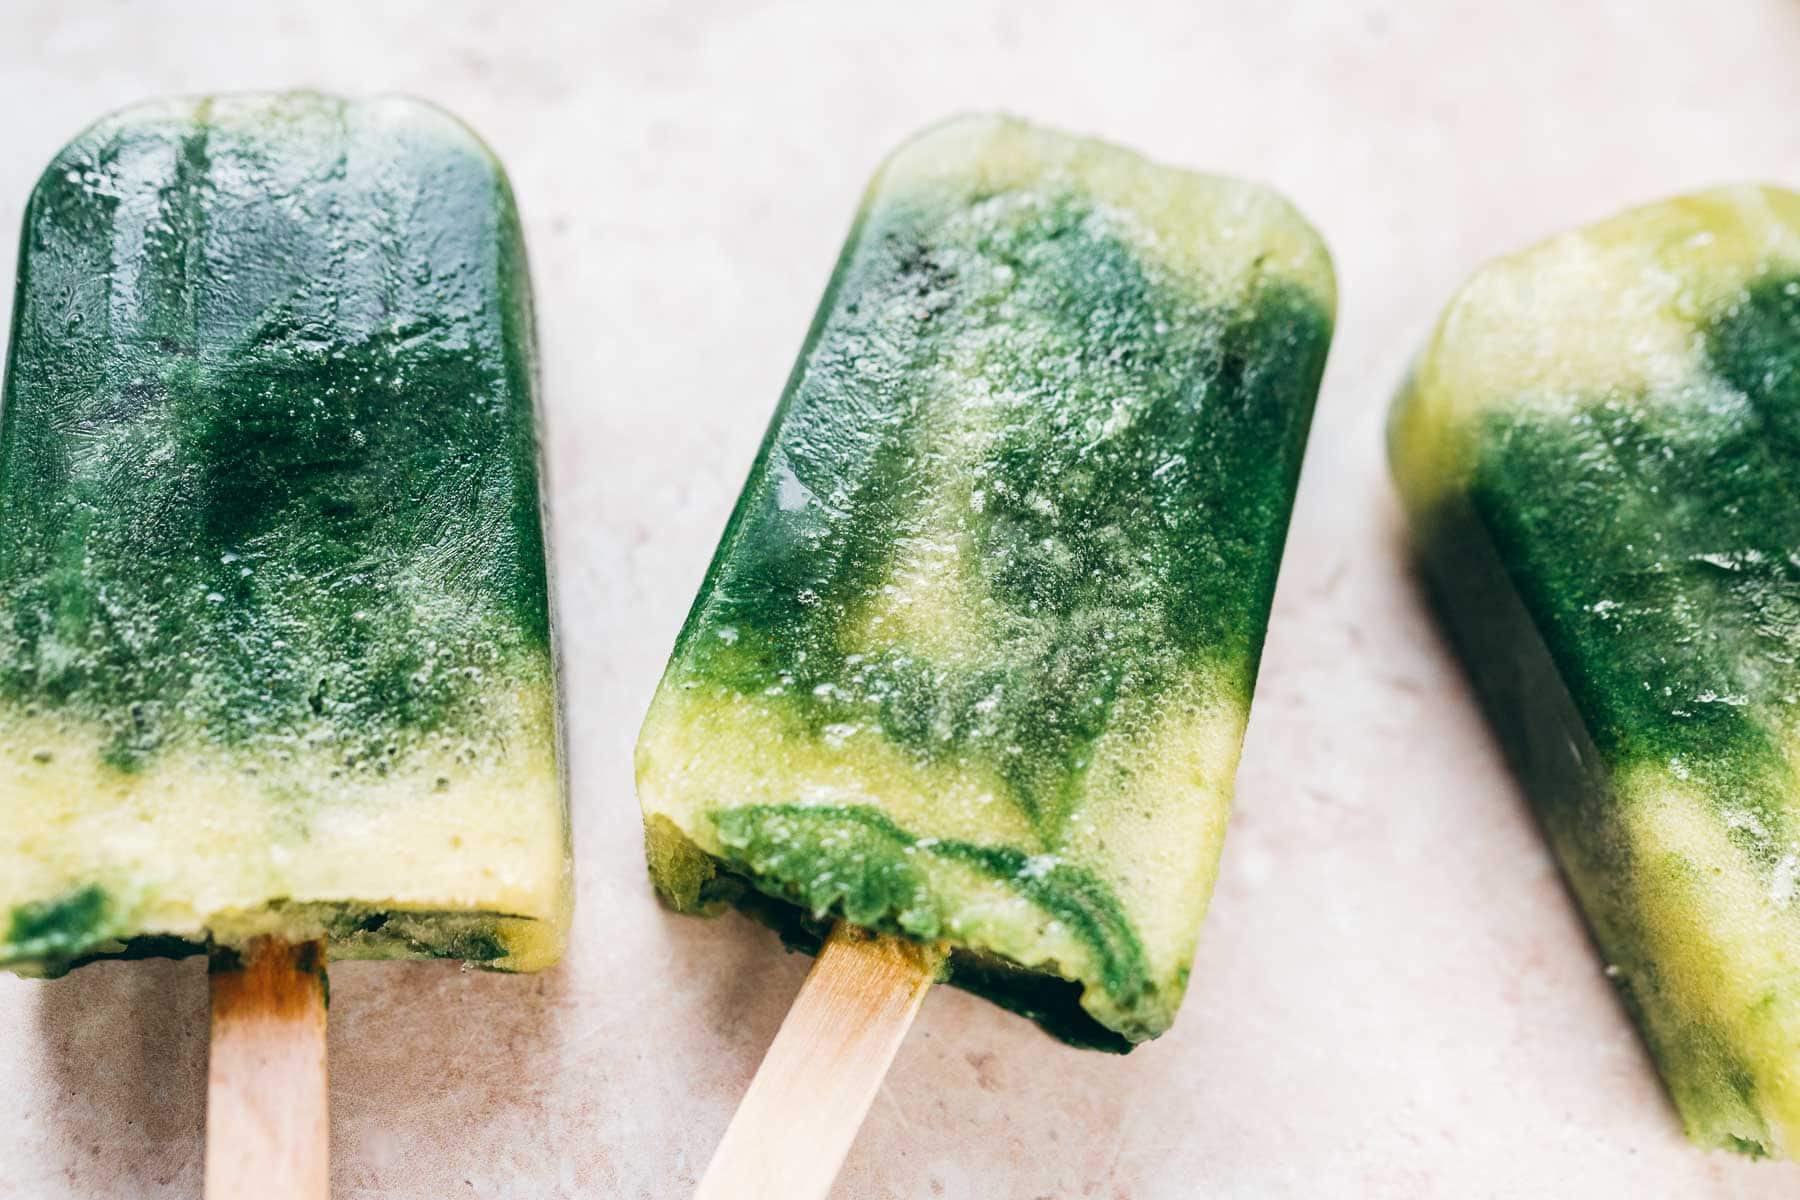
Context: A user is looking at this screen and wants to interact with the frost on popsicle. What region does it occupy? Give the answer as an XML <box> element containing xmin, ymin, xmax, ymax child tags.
<box><xmin>0</xmin><ymin>93</ymin><xmax>569</xmax><ymax>976</ymax></box>
<box><xmin>637</xmin><ymin>115</ymin><xmax>1334</xmax><ymax>1048</ymax></box>
<box><xmin>1391</xmin><ymin>186</ymin><xmax>1800</xmax><ymax>1155</ymax></box>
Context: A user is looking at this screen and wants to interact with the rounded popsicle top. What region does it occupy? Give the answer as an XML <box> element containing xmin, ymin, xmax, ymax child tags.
<box><xmin>1391</xmin><ymin>184</ymin><xmax>1800</xmax><ymax>518</ymax></box>
<box><xmin>35</xmin><ymin>90</ymin><xmax>511</xmax><ymax>191</ymax></box>
<box><xmin>20</xmin><ymin>92</ymin><xmax>532</xmax><ymax>360</ymax></box>
<box><xmin>870</xmin><ymin>114</ymin><xmax>1336</xmax><ymax>318</ymax></box>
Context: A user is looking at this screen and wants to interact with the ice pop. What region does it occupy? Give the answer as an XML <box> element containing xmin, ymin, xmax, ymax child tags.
<box><xmin>636</xmin><ymin>115</ymin><xmax>1335</xmax><ymax>1053</ymax></box>
<box><xmin>0</xmin><ymin>93</ymin><xmax>568</xmax><ymax>978</ymax></box>
<box><xmin>1391</xmin><ymin>186</ymin><xmax>1800</xmax><ymax>1156</ymax></box>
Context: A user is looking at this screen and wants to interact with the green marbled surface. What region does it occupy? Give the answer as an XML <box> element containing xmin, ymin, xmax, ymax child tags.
<box><xmin>1391</xmin><ymin>186</ymin><xmax>1800</xmax><ymax>1155</ymax></box>
<box><xmin>639</xmin><ymin>115</ymin><xmax>1333</xmax><ymax>1047</ymax></box>
<box><xmin>0</xmin><ymin>93</ymin><xmax>568</xmax><ymax>976</ymax></box>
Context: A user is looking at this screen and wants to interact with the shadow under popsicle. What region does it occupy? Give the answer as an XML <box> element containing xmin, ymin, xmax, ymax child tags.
<box><xmin>1387</xmin><ymin>511</ymin><xmax>1690</xmax><ymax>1139</ymax></box>
<box><xmin>34</xmin><ymin>949</ymin><xmax>583</xmax><ymax>1197</ymax></box>
<box><xmin>34</xmin><ymin>955</ymin><xmax>209</xmax><ymax>1197</ymax></box>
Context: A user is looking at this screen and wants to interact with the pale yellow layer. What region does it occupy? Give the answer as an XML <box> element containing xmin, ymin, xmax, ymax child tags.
<box><xmin>1060</xmin><ymin>690</ymin><xmax>1246</xmax><ymax>987</ymax></box>
<box><xmin>636</xmin><ymin>676</ymin><xmax>1247</xmax><ymax>1025</ymax></box>
<box><xmin>1392</xmin><ymin>184</ymin><xmax>1800</xmax><ymax>516</ymax></box>
<box><xmin>1</xmin><ymin>685</ymin><xmax>569</xmax><ymax>972</ymax></box>
<box><xmin>877</xmin><ymin>114</ymin><xmax>1336</xmax><ymax>313</ymax></box>
<box><xmin>637</xmin><ymin>688</ymin><xmax>1038</xmax><ymax>856</ymax></box>
<box><xmin>1614</xmin><ymin>765</ymin><xmax>1800</xmax><ymax>1153</ymax></box>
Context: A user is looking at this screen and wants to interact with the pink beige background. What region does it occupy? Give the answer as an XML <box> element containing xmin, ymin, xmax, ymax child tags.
<box><xmin>5</xmin><ymin>2</ymin><xmax>1800</xmax><ymax>1196</ymax></box>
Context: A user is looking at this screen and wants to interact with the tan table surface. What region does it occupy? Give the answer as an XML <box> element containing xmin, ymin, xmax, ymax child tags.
<box><xmin>5</xmin><ymin>2</ymin><xmax>1800</xmax><ymax>1196</ymax></box>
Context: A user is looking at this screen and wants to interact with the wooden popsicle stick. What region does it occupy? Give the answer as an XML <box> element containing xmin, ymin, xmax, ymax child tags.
<box><xmin>694</xmin><ymin>924</ymin><xmax>940</xmax><ymax>1200</ymax></box>
<box><xmin>205</xmin><ymin>937</ymin><xmax>330</xmax><ymax>1200</ymax></box>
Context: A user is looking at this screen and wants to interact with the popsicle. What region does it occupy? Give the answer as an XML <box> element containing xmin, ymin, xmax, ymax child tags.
<box><xmin>635</xmin><ymin>115</ymin><xmax>1333</xmax><ymax>1192</ymax></box>
<box><xmin>1391</xmin><ymin>186</ymin><xmax>1800</xmax><ymax>1157</ymax></box>
<box><xmin>0</xmin><ymin>93</ymin><xmax>566</xmax><ymax>1192</ymax></box>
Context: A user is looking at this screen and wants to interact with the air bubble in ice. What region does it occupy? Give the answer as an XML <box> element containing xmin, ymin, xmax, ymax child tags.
<box><xmin>775</xmin><ymin>466</ymin><xmax>818</xmax><ymax>513</ymax></box>
<box><xmin>1771</xmin><ymin>853</ymin><xmax>1799</xmax><ymax>907</ymax></box>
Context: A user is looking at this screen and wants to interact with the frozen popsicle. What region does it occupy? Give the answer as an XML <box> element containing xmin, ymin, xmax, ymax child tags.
<box><xmin>0</xmin><ymin>93</ymin><xmax>566</xmax><ymax>1191</ymax></box>
<box><xmin>1391</xmin><ymin>186</ymin><xmax>1800</xmax><ymax>1157</ymax></box>
<box><xmin>637</xmin><ymin>114</ymin><xmax>1333</xmax><ymax>1194</ymax></box>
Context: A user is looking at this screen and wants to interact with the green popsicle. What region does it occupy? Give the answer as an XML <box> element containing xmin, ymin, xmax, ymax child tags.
<box><xmin>637</xmin><ymin>115</ymin><xmax>1334</xmax><ymax>1048</ymax></box>
<box><xmin>0</xmin><ymin>93</ymin><xmax>568</xmax><ymax>978</ymax></box>
<box><xmin>1392</xmin><ymin>186</ymin><xmax>1800</xmax><ymax>1156</ymax></box>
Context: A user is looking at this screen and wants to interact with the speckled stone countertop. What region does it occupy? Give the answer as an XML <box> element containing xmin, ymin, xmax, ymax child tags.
<box><xmin>4</xmin><ymin>2</ymin><xmax>1800</xmax><ymax>1197</ymax></box>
